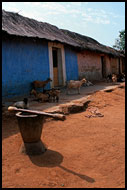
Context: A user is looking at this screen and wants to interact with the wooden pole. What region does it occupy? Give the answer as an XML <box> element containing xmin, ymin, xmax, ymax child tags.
<box><xmin>8</xmin><ymin>106</ymin><xmax>66</xmax><ymax>121</ymax></box>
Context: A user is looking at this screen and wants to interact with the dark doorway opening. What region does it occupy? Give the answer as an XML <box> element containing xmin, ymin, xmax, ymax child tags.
<box><xmin>101</xmin><ymin>56</ymin><xmax>106</xmax><ymax>78</ymax></box>
<box><xmin>52</xmin><ymin>47</ymin><xmax>63</xmax><ymax>87</ymax></box>
<box><xmin>52</xmin><ymin>48</ymin><xmax>58</xmax><ymax>86</ymax></box>
<box><xmin>118</xmin><ymin>58</ymin><xmax>121</xmax><ymax>74</ymax></box>
<box><xmin>52</xmin><ymin>48</ymin><xmax>58</xmax><ymax>68</ymax></box>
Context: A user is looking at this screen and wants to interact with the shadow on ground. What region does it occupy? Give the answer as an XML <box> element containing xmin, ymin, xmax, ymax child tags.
<box><xmin>29</xmin><ymin>149</ymin><xmax>95</xmax><ymax>183</ymax></box>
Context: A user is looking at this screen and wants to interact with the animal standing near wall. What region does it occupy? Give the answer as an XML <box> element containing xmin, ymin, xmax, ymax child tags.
<box><xmin>106</xmin><ymin>73</ymin><xmax>124</xmax><ymax>83</ymax></box>
<box><xmin>32</xmin><ymin>78</ymin><xmax>52</xmax><ymax>92</ymax></box>
<box><xmin>67</xmin><ymin>78</ymin><xmax>87</xmax><ymax>94</ymax></box>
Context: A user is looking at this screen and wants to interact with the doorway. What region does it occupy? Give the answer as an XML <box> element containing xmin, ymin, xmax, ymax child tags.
<box><xmin>52</xmin><ymin>48</ymin><xmax>58</xmax><ymax>86</ymax></box>
<box><xmin>101</xmin><ymin>56</ymin><xmax>106</xmax><ymax>78</ymax></box>
<box><xmin>52</xmin><ymin>47</ymin><xmax>63</xmax><ymax>87</ymax></box>
<box><xmin>48</xmin><ymin>42</ymin><xmax>66</xmax><ymax>88</ymax></box>
<box><xmin>118</xmin><ymin>58</ymin><xmax>121</xmax><ymax>74</ymax></box>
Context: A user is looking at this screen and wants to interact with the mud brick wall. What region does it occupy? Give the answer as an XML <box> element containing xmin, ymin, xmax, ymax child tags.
<box><xmin>110</xmin><ymin>57</ymin><xmax>119</xmax><ymax>74</ymax></box>
<box><xmin>105</xmin><ymin>55</ymin><xmax>112</xmax><ymax>75</ymax></box>
<box><xmin>77</xmin><ymin>50</ymin><xmax>102</xmax><ymax>81</ymax></box>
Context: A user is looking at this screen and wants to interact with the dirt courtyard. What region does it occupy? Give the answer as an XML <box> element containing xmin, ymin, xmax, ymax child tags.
<box><xmin>2</xmin><ymin>83</ymin><xmax>125</xmax><ymax>188</ymax></box>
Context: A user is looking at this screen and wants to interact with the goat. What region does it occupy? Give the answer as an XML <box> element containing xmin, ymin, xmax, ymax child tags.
<box><xmin>30</xmin><ymin>89</ymin><xmax>49</xmax><ymax>102</ymax></box>
<box><xmin>106</xmin><ymin>74</ymin><xmax>118</xmax><ymax>83</ymax></box>
<box><xmin>106</xmin><ymin>74</ymin><xmax>113</xmax><ymax>83</ymax></box>
<box><xmin>13</xmin><ymin>98</ymin><xmax>29</xmax><ymax>109</ymax></box>
<box><xmin>44</xmin><ymin>89</ymin><xmax>60</xmax><ymax>102</ymax></box>
<box><xmin>112</xmin><ymin>74</ymin><xmax>117</xmax><ymax>82</ymax></box>
<box><xmin>117</xmin><ymin>73</ymin><xmax>125</xmax><ymax>82</ymax></box>
<box><xmin>66</xmin><ymin>78</ymin><xmax>87</xmax><ymax>94</ymax></box>
<box><xmin>32</xmin><ymin>78</ymin><xmax>52</xmax><ymax>92</ymax></box>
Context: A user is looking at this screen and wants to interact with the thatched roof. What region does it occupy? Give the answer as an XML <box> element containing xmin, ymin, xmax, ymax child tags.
<box><xmin>61</xmin><ymin>29</ymin><xmax>123</xmax><ymax>57</ymax></box>
<box><xmin>2</xmin><ymin>10</ymin><xmax>80</xmax><ymax>48</ymax></box>
<box><xmin>2</xmin><ymin>10</ymin><xmax>124</xmax><ymax>57</ymax></box>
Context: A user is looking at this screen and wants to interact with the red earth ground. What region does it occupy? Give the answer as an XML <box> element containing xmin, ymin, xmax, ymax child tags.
<box><xmin>2</xmin><ymin>84</ymin><xmax>125</xmax><ymax>188</ymax></box>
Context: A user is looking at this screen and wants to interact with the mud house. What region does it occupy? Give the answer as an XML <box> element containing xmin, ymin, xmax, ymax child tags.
<box><xmin>62</xmin><ymin>30</ymin><xmax>125</xmax><ymax>80</ymax></box>
<box><xmin>2</xmin><ymin>10</ymin><xmax>125</xmax><ymax>99</ymax></box>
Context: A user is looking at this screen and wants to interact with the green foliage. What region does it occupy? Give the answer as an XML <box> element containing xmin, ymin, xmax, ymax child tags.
<box><xmin>113</xmin><ymin>30</ymin><xmax>125</xmax><ymax>51</ymax></box>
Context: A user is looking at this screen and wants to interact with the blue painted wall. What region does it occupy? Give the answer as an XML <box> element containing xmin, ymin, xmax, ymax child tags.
<box><xmin>2</xmin><ymin>38</ymin><xmax>50</xmax><ymax>99</ymax></box>
<box><xmin>64</xmin><ymin>46</ymin><xmax>78</xmax><ymax>81</ymax></box>
<box><xmin>2</xmin><ymin>38</ymin><xmax>79</xmax><ymax>99</ymax></box>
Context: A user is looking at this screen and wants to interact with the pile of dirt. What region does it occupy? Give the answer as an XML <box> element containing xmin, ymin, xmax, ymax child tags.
<box><xmin>86</xmin><ymin>85</ymin><xmax>125</xmax><ymax>109</ymax></box>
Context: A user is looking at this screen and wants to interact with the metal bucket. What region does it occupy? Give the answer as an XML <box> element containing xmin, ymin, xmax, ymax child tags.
<box><xmin>16</xmin><ymin>112</ymin><xmax>47</xmax><ymax>155</ymax></box>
